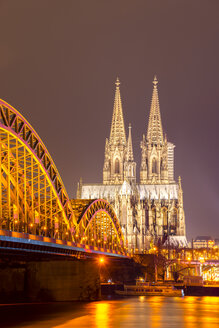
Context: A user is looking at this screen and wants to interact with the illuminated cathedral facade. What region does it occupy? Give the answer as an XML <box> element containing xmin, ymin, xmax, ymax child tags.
<box><xmin>77</xmin><ymin>77</ymin><xmax>187</xmax><ymax>251</ymax></box>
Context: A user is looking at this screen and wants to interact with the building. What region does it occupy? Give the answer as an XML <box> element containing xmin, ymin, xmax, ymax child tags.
<box><xmin>215</xmin><ymin>239</ymin><xmax>219</xmax><ymax>247</ymax></box>
<box><xmin>193</xmin><ymin>236</ymin><xmax>215</xmax><ymax>248</ymax></box>
<box><xmin>77</xmin><ymin>77</ymin><xmax>187</xmax><ymax>251</ymax></box>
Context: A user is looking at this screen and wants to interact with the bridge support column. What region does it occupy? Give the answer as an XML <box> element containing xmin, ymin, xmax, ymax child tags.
<box><xmin>0</xmin><ymin>259</ymin><xmax>101</xmax><ymax>302</ymax></box>
<box><xmin>26</xmin><ymin>259</ymin><xmax>101</xmax><ymax>301</ymax></box>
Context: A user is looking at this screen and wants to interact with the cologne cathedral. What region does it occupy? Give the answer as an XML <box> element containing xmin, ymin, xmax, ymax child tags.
<box><xmin>77</xmin><ymin>77</ymin><xmax>187</xmax><ymax>251</ymax></box>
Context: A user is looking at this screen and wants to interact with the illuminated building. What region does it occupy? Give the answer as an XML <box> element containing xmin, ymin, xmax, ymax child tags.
<box><xmin>215</xmin><ymin>239</ymin><xmax>219</xmax><ymax>247</ymax></box>
<box><xmin>193</xmin><ymin>236</ymin><xmax>215</xmax><ymax>248</ymax></box>
<box><xmin>77</xmin><ymin>77</ymin><xmax>187</xmax><ymax>251</ymax></box>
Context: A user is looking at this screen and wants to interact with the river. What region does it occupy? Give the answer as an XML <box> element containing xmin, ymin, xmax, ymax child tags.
<box><xmin>0</xmin><ymin>296</ymin><xmax>219</xmax><ymax>328</ymax></box>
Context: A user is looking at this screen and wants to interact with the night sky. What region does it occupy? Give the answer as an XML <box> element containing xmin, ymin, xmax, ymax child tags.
<box><xmin>0</xmin><ymin>1</ymin><xmax>218</xmax><ymax>241</ymax></box>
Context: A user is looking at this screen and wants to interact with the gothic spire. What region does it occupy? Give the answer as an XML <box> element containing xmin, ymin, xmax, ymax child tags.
<box><xmin>109</xmin><ymin>78</ymin><xmax>126</xmax><ymax>145</ymax></box>
<box><xmin>147</xmin><ymin>76</ymin><xmax>164</xmax><ymax>144</ymax></box>
<box><xmin>126</xmin><ymin>123</ymin><xmax>134</xmax><ymax>161</ymax></box>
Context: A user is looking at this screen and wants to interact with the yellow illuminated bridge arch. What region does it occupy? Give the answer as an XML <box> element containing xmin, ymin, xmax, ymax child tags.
<box><xmin>0</xmin><ymin>99</ymin><xmax>125</xmax><ymax>254</ymax></box>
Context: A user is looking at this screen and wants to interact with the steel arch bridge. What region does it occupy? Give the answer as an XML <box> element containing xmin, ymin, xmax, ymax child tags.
<box><xmin>0</xmin><ymin>99</ymin><xmax>126</xmax><ymax>256</ymax></box>
<box><xmin>71</xmin><ymin>199</ymin><xmax>125</xmax><ymax>252</ymax></box>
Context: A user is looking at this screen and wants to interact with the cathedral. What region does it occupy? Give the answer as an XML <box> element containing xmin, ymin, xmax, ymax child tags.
<box><xmin>77</xmin><ymin>77</ymin><xmax>187</xmax><ymax>251</ymax></box>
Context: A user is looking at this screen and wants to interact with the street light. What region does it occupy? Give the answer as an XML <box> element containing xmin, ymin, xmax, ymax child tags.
<box><xmin>99</xmin><ymin>257</ymin><xmax>104</xmax><ymax>264</ymax></box>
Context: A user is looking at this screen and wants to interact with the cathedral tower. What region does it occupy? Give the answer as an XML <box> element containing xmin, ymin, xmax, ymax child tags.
<box><xmin>140</xmin><ymin>76</ymin><xmax>174</xmax><ymax>184</ymax></box>
<box><xmin>103</xmin><ymin>78</ymin><xmax>136</xmax><ymax>184</ymax></box>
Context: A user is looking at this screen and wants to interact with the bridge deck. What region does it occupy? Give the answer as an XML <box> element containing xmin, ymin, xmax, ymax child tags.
<box><xmin>0</xmin><ymin>230</ymin><xmax>129</xmax><ymax>259</ymax></box>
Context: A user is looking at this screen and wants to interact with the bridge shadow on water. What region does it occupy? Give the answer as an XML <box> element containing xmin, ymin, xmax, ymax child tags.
<box><xmin>0</xmin><ymin>301</ymin><xmax>90</xmax><ymax>328</ymax></box>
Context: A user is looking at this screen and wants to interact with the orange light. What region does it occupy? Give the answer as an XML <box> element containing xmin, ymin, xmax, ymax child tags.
<box><xmin>199</xmin><ymin>256</ymin><xmax>205</xmax><ymax>263</ymax></box>
<box><xmin>99</xmin><ymin>257</ymin><xmax>104</xmax><ymax>264</ymax></box>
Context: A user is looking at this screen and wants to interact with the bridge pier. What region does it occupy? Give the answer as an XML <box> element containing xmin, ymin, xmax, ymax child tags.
<box><xmin>0</xmin><ymin>259</ymin><xmax>101</xmax><ymax>302</ymax></box>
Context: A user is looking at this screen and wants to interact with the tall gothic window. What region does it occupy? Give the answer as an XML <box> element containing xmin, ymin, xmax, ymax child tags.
<box><xmin>115</xmin><ymin>158</ymin><xmax>120</xmax><ymax>174</ymax></box>
<box><xmin>161</xmin><ymin>208</ymin><xmax>167</xmax><ymax>226</ymax></box>
<box><xmin>160</xmin><ymin>159</ymin><xmax>164</xmax><ymax>172</ymax></box>
<box><xmin>152</xmin><ymin>208</ymin><xmax>156</xmax><ymax>225</ymax></box>
<box><xmin>171</xmin><ymin>209</ymin><xmax>177</xmax><ymax>226</ymax></box>
<box><xmin>152</xmin><ymin>158</ymin><xmax>158</xmax><ymax>174</ymax></box>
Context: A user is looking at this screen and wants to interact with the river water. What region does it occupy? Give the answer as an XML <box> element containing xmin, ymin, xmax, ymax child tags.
<box><xmin>1</xmin><ymin>296</ymin><xmax>219</xmax><ymax>328</ymax></box>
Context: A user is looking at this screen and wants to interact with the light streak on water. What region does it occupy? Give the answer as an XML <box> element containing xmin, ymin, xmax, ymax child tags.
<box><xmin>0</xmin><ymin>297</ymin><xmax>219</xmax><ymax>328</ymax></box>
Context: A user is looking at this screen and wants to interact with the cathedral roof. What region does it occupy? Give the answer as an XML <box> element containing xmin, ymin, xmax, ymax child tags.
<box><xmin>109</xmin><ymin>78</ymin><xmax>126</xmax><ymax>145</ymax></box>
<box><xmin>195</xmin><ymin>236</ymin><xmax>213</xmax><ymax>241</ymax></box>
<box><xmin>164</xmin><ymin>236</ymin><xmax>188</xmax><ymax>247</ymax></box>
<box><xmin>80</xmin><ymin>183</ymin><xmax>179</xmax><ymax>200</ymax></box>
<box><xmin>147</xmin><ymin>76</ymin><xmax>164</xmax><ymax>144</ymax></box>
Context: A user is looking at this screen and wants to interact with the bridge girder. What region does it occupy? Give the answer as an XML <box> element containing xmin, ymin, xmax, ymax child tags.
<box><xmin>72</xmin><ymin>199</ymin><xmax>125</xmax><ymax>253</ymax></box>
<box><xmin>0</xmin><ymin>100</ymin><xmax>126</xmax><ymax>254</ymax></box>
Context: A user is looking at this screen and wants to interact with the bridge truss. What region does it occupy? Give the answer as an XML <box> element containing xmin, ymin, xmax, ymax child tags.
<box><xmin>72</xmin><ymin>199</ymin><xmax>125</xmax><ymax>252</ymax></box>
<box><xmin>0</xmin><ymin>99</ymin><xmax>126</xmax><ymax>256</ymax></box>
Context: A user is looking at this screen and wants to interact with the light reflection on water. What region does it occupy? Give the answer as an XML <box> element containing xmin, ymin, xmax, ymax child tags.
<box><xmin>2</xmin><ymin>297</ymin><xmax>219</xmax><ymax>328</ymax></box>
<box><xmin>95</xmin><ymin>303</ymin><xmax>110</xmax><ymax>328</ymax></box>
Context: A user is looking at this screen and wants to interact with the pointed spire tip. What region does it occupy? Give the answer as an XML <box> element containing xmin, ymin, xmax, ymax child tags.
<box><xmin>153</xmin><ymin>75</ymin><xmax>158</xmax><ymax>87</ymax></box>
<box><xmin>127</xmin><ymin>121</ymin><xmax>134</xmax><ymax>161</ymax></box>
<box><xmin>110</xmin><ymin>76</ymin><xmax>126</xmax><ymax>144</ymax></box>
<box><xmin>147</xmin><ymin>75</ymin><xmax>163</xmax><ymax>144</ymax></box>
<box><xmin>115</xmin><ymin>77</ymin><xmax>120</xmax><ymax>87</ymax></box>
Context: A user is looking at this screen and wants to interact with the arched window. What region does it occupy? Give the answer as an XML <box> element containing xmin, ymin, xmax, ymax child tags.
<box><xmin>115</xmin><ymin>158</ymin><xmax>120</xmax><ymax>174</ymax></box>
<box><xmin>161</xmin><ymin>208</ymin><xmax>167</xmax><ymax>226</ymax></box>
<box><xmin>171</xmin><ymin>209</ymin><xmax>177</xmax><ymax>226</ymax></box>
<box><xmin>160</xmin><ymin>159</ymin><xmax>164</xmax><ymax>173</ymax></box>
<box><xmin>152</xmin><ymin>158</ymin><xmax>158</xmax><ymax>174</ymax></box>
<box><xmin>152</xmin><ymin>208</ymin><xmax>156</xmax><ymax>225</ymax></box>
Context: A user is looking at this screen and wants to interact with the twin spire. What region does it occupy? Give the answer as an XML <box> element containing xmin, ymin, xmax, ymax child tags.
<box><xmin>104</xmin><ymin>78</ymin><xmax>136</xmax><ymax>185</ymax></box>
<box><xmin>110</xmin><ymin>75</ymin><xmax>164</xmax><ymax>149</ymax></box>
<box><xmin>109</xmin><ymin>77</ymin><xmax>126</xmax><ymax>145</ymax></box>
<box><xmin>147</xmin><ymin>76</ymin><xmax>164</xmax><ymax>144</ymax></box>
<box><xmin>109</xmin><ymin>78</ymin><xmax>134</xmax><ymax>159</ymax></box>
<box><xmin>105</xmin><ymin>76</ymin><xmax>165</xmax><ymax>185</ymax></box>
